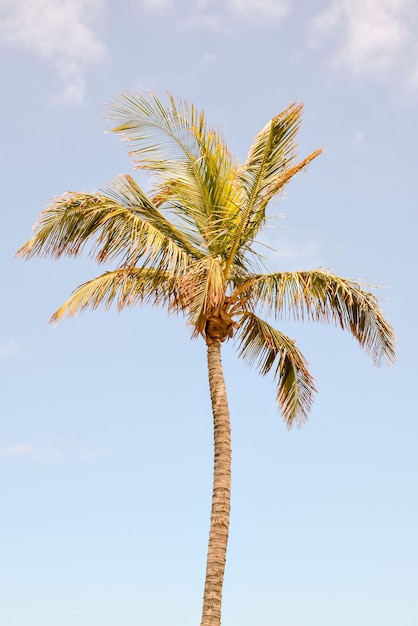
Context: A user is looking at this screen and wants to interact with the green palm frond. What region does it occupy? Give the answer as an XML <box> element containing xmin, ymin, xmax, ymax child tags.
<box><xmin>50</xmin><ymin>267</ymin><xmax>179</xmax><ymax>323</ymax></box>
<box><xmin>186</xmin><ymin>115</ymin><xmax>245</xmax><ymax>253</ymax></box>
<box><xmin>235</xmin><ymin>312</ymin><xmax>316</xmax><ymax>427</ymax></box>
<box><xmin>224</xmin><ymin>103</ymin><xmax>322</xmax><ymax>275</ymax></box>
<box><xmin>16</xmin><ymin>176</ymin><xmax>199</xmax><ymax>273</ymax></box>
<box><xmin>248</xmin><ymin>270</ymin><xmax>396</xmax><ymax>365</ymax></box>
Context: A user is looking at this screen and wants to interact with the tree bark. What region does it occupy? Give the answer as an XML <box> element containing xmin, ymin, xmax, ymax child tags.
<box><xmin>200</xmin><ymin>341</ymin><xmax>232</xmax><ymax>626</ymax></box>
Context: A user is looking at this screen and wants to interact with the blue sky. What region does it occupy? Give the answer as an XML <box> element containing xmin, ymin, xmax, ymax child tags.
<box><xmin>1</xmin><ymin>1</ymin><xmax>417</xmax><ymax>625</ymax></box>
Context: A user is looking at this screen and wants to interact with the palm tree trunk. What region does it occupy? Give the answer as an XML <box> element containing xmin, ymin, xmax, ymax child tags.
<box><xmin>200</xmin><ymin>341</ymin><xmax>232</xmax><ymax>626</ymax></box>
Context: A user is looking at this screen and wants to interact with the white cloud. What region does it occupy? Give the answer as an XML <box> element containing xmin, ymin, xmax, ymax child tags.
<box><xmin>312</xmin><ymin>0</ymin><xmax>418</xmax><ymax>84</ymax></box>
<box><xmin>0</xmin><ymin>339</ymin><xmax>20</xmax><ymax>358</ymax></box>
<box><xmin>0</xmin><ymin>441</ymin><xmax>59</xmax><ymax>459</ymax></box>
<box><xmin>0</xmin><ymin>0</ymin><xmax>105</xmax><ymax>105</ymax></box>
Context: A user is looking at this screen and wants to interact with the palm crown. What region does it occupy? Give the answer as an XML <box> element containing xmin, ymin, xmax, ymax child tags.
<box><xmin>17</xmin><ymin>92</ymin><xmax>396</xmax><ymax>427</ymax></box>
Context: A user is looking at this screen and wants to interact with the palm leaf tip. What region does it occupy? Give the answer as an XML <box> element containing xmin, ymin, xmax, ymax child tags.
<box><xmin>15</xmin><ymin>239</ymin><xmax>33</xmax><ymax>259</ymax></box>
<box><xmin>49</xmin><ymin>267</ymin><xmax>178</xmax><ymax>325</ymax></box>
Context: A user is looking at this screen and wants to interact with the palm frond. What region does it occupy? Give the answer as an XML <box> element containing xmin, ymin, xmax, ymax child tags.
<box><xmin>238</xmin><ymin>149</ymin><xmax>322</xmax><ymax>251</ymax></box>
<box><xmin>107</xmin><ymin>92</ymin><xmax>212</xmax><ymax>241</ymax></box>
<box><xmin>186</xmin><ymin>116</ymin><xmax>245</xmax><ymax>254</ymax></box>
<box><xmin>224</xmin><ymin>103</ymin><xmax>322</xmax><ymax>274</ymax></box>
<box><xmin>235</xmin><ymin>312</ymin><xmax>316</xmax><ymax>427</ymax></box>
<box><xmin>248</xmin><ymin>270</ymin><xmax>396</xmax><ymax>365</ymax></box>
<box><xmin>50</xmin><ymin>267</ymin><xmax>179</xmax><ymax>323</ymax></box>
<box><xmin>108</xmin><ymin>92</ymin><xmax>240</xmax><ymax>247</ymax></box>
<box><xmin>100</xmin><ymin>174</ymin><xmax>204</xmax><ymax>263</ymax></box>
<box><xmin>16</xmin><ymin>176</ymin><xmax>200</xmax><ymax>273</ymax></box>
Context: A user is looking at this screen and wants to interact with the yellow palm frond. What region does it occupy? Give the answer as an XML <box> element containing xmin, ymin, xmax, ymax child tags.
<box><xmin>100</xmin><ymin>174</ymin><xmax>204</xmax><ymax>264</ymax></box>
<box><xmin>235</xmin><ymin>312</ymin><xmax>316</xmax><ymax>427</ymax></box>
<box><xmin>50</xmin><ymin>267</ymin><xmax>179</xmax><ymax>323</ymax></box>
<box><xmin>247</xmin><ymin>270</ymin><xmax>396</xmax><ymax>365</ymax></box>
<box><xmin>16</xmin><ymin>176</ymin><xmax>200</xmax><ymax>273</ymax></box>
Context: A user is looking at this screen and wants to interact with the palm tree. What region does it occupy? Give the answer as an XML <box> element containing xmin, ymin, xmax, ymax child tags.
<box><xmin>17</xmin><ymin>92</ymin><xmax>396</xmax><ymax>626</ymax></box>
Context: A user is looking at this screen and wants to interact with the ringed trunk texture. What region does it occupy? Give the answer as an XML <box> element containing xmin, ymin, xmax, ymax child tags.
<box><xmin>200</xmin><ymin>341</ymin><xmax>232</xmax><ymax>626</ymax></box>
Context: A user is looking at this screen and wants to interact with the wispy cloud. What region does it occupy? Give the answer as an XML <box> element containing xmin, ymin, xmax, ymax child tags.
<box><xmin>0</xmin><ymin>439</ymin><xmax>112</xmax><ymax>461</ymax></box>
<box><xmin>0</xmin><ymin>0</ymin><xmax>105</xmax><ymax>105</ymax></box>
<box><xmin>0</xmin><ymin>339</ymin><xmax>20</xmax><ymax>358</ymax></box>
<box><xmin>0</xmin><ymin>441</ymin><xmax>60</xmax><ymax>460</ymax></box>
<box><xmin>312</xmin><ymin>0</ymin><xmax>418</xmax><ymax>87</ymax></box>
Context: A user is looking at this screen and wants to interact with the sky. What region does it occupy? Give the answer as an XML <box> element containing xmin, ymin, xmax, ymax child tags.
<box><xmin>1</xmin><ymin>1</ymin><xmax>417</xmax><ymax>625</ymax></box>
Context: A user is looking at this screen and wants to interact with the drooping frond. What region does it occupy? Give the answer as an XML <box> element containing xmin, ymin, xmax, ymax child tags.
<box><xmin>50</xmin><ymin>267</ymin><xmax>179</xmax><ymax>323</ymax></box>
<box><xmin>16</xmin><ymin>175</ymin><xmax>200</xmax><ymax>273</ymax></box>
<box><xmin>247</xmin><ymin>270</ymin><xmax>396</xmax><ymax>365</ymax></box>
<box><xmin>107</xmin><ymin>92</ymin><xmax>241</xmax><ymax>251</ymax></box>
<box><xmin>235</xmin><ymin>312</ymin><xmax>316</xmax><ymax>427</ymax></box>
